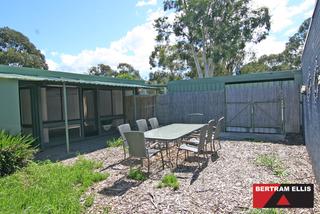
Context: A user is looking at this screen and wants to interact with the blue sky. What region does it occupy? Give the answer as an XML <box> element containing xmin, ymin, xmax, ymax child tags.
<box><xmin>0</xmin><ymin>0</ymin><xmax>316</xmax><ymax>78</ymax></box>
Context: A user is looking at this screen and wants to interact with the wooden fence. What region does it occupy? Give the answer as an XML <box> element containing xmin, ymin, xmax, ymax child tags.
<box><xmin>125</xmin><ymin>79</ymin><xmax>301</xmax><ymax>134</ymax></box>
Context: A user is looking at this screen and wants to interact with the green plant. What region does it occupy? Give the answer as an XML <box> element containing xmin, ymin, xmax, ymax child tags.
<box><xmin>84</xmin><ymin>194</ymin><xmax>94</xmax><ymax>208</ymax></box>
<box><xmin>0</xmin><ymin>130</ymin><xmax>37</xmax><ymax>176</ymax></box>
<box><xmin>0</xmin><ymin>157</ymin><xmax>109</xmax><ymax>213</ymax></box>
<box><xmin>157</xmin><ymin>173</ymin><xmax>179</xmax><ymax>190</ymax></box>
<box><xmin>127</xmin><ymin>168</ymin><xmax>148</xmax><ymax>181</ymax></box>
<box><xmin>106</xmin><ymin>138</ymin><xmax>123</xmax><ymax>148</ymax></box>
<box><xmin>248</xmin><ymin>208</ymin><xmax>284</xmax><ymax>214</ymax></box>
<box><xmin>255</xmin><ymin>154</ymin><xmax>287</xmax><ymax>177</ymax></box>
<box><xmin>103</xmin><ymin>206</ymin><xmax>111</xmax><ymax>214</ymax></box>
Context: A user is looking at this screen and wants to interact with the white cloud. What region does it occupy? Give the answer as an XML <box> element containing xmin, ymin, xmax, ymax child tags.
<box><xmin>50</xmin><ymin>51</ymin><xmax>59</xmax><ymax>56</ymax></box>
<box><xmin>49</xmin><ymin>10</ymin><xmax>164</xmax><ymax>78</ymax></box>
<box><xmin>46</xmin><ymin>59</ymin><xmax>59</xmax><ymax>71</ymax></box>
<box><xmin>250</xmin><ymin>37</ymin><xmax>286</xmax><ymax>58</ymax></box>
<box><xmin>136</xmin><ymin>0</ymin><xmax>157</xmax><ymax>7</ymax></box>
<box><xmin>252</xmin><ymin>0</ymin><xmax>315</xmax><ymax>33</ymax></box>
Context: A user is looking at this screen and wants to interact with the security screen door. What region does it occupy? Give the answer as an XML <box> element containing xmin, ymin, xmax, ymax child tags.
<box><xmin>83</xmin><ymin>89</ymin><xmax>98</xmax><ymax>137</ymax></box>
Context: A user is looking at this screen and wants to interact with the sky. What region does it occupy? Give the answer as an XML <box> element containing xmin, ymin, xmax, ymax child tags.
<box><xmin>0</xmin><ymin>0</ymin><xmax>316</xmax><ymax>79</ymax></box>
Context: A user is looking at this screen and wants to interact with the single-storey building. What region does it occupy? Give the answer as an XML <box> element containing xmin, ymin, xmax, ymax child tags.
<box><xmin>0</xmin><ymin>64</ymin><xmax>153</xmax><ymax>151</ymax></box>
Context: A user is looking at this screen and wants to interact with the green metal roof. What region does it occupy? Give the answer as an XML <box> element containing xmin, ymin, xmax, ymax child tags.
<box><xmin>0</xmin><ymin>64</ymin><xmax>154</xmax><ymax>89</ymax></box>
<box><xmin>168</xmin><ymin>70</ymin><xmax>301</xmax><ymax>92</ymax></box>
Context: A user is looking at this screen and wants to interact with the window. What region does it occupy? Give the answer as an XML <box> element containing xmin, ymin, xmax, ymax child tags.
<box><xmin>112</xmin><ymin>90</ymin><xmax>123</xmax><ymax>115</ymax></box>
<box><xmin>42</xmin><ymin>87</ymin><xmax>62</xmax><ymax>122</ymax></box>
<box><xmin>41</xmin><ymin>87</ymin><xmax>80</xmax><ymax>122</ymax></box>
<box><xmin>67</xmin><ymin>88</ymin><xmax>80</xmax><ymax>120</ymax></box>
<box><xmin>20</xmin><ymin>89</ymin><xmax>32</xmax><ymax>125</ymax></box>
<box><xmin>98</xmin><ymin>90</ymin><xmax>112</xmax><ymax>116</ymax></box>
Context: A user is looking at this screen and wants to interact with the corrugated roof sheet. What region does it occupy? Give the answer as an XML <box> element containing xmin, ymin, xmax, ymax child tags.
<box><xmin>0</xmin><ymin>64</ymin><xmax>154</xmax><ymax>88</ymax></box>
<box><xmin>168</xmin><ymin>70</ymin><xmax>301</xmax><ymax>92</ymax></box>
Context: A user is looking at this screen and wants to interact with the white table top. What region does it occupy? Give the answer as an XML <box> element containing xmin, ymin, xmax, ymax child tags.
<box><xmin>144</xmin><ymin>123</ymin><xmax>205</xmax><ymax>141</ymax></box>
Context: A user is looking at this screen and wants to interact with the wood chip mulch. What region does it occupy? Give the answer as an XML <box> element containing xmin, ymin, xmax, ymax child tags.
<box><xmin>62</xmin><ymin>141</ymin><xmax>319</xmax><ymax>214</ymax></box>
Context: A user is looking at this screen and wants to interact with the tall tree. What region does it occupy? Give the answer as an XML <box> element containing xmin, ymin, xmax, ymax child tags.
<box><xmin>241</xmin><ymin>18</ymin><xmax>311</xmax><ymax>73</ymax></box>
<box><xmin>88</xmin><ymin>64</ymin><xmax>115</xmax><ymax>76</ymax></box>
<box><xmin>0</xmin><ymin>27</ymin><xmax>48</xmax><ymax>69</ymax></box>
<box><xmin>151</xmin><ymin>0</ymin><xmax>270</xmax><ymax>78</ymax></box>
<box><xmin>117</xmin><ymin>63</ymin><xmax>141</xmax><ymax>80</ymax></box>
<box><xmin>88</xmin><ymin>63</ymin><xmax>141</xmax><ymax>80</ymax></box>
<box><xmin>149</xmin><ymin>70</ymin><xmax>183</xmax><ymax>84</ymax></box>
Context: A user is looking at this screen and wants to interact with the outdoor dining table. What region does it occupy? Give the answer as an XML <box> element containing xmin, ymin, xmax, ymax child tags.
<box><xmin>144</xmin><ymin>123</ymin><xmax>205</xmax><ymax>167</ymax></box>
<box><xmin>144</xmin><ymin>123</ymin><xmax>205</xmax><ymax>141</ymax></box>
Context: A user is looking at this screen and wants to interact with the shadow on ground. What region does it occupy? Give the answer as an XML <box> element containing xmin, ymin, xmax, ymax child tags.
<box><xmin>35</xmin><ymin>134</ymin><xmax>118</xmax><ymax>162</ymax></box>
<box><xmin>99</xmin><ymin>176</ymin><xmax>144</xmax><ymax>197</ymax></box>
<box><xmin>174</xmin><ymin>151</ymin><xmax>219</xmax><ymax>185</ymax></box>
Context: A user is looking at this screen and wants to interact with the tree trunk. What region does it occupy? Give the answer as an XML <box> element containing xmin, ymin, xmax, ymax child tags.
<box><xmin>202</xmin><ymin>27</ymin><xmax>210</xmax><ymax>78</ymax></box>
<box><xmin>191</xmin><ymin>45</ymin><xmax>203</xmax><ymax>78</ymax></box>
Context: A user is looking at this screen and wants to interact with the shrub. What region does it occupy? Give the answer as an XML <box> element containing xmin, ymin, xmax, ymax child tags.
<box><xmin>106</xmin><ymin>138</ymin><xmax>123</xmax><ymax>148</ymax></box>
<box><xmin>157</xmin><ymin>173</ymin><xmax>179</xmax><ymax>190</ymax></box>
<box><xmin>127</xmin><ymin>168</ymin><xmax>148</xmax><ymax>181</ymax></box>
<box><xmin>84</xmin><ymin>194</ymin><xmax>94</xmax><ymax>208</ymax></box>
<box><xmin>0</xmin><ymin>157</ymin><xmax>108</xmax><ymax>213</ymax></box>
<box><xmin>255</xmin><ymin>154</ymin><xmax>287</xmax><ymax>177</ymax></box>
<box><xmin>0</xmin><ymin>130</ymin><xmax>37</xmax><ymax>176</ymax></box>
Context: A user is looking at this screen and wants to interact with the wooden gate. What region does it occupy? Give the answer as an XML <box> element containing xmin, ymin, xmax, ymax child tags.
<box><xmin>225</xmin><ymin>81</ymin><xmax>285</xmax><ymax>134</ymax></box>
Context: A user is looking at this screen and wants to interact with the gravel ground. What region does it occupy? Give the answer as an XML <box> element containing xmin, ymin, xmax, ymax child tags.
<box><xmin>62</xmin><ymin>141</ymin><xmax>319</xmax><ymax>214</ymax></box>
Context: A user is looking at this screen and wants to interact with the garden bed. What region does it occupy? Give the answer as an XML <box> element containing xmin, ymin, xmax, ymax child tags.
<box><xmin>63</xmin><ymin>140</ymin><xmax>319</xmax><ymax>214</ymax></box>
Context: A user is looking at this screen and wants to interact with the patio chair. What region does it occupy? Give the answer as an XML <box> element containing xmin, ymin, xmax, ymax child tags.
<box><xmin>118</xmin><ymin>123</ymin><xmax>131</xmax><ymax>159</ymax></box>
<box><xmin>148</xmin><ymin>117</ymin><xmax>159</xmax><ymax>129</ymax></box>
<box><xmin>124</xmin><ymin>131</ymin><xmax>164</xmax><ymax>173</ymax></box>
<box><xmin>176</xmin><ymin>124</ymin><xmax>208</xmax><ymax>167</ymax></box>
<box><xmin>136</xmin><ymin>119</ymin><xmax>148</xmax><ymax>132</ymax></box>
<box><xmin>212</xmin><ymin>117</ymin><xmax>224</xmax><ymax>150</ymax></box>
<box><xmin>183</xmin><ymin>119</ymin><xmax>215</xmax><ymax>153</ymax></box>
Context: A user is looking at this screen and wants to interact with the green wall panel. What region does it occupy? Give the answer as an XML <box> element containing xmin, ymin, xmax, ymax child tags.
<box><xmin>0</xmin><ymin>79</ymin><xmax>21</xmax><ymax>134</ymax></box>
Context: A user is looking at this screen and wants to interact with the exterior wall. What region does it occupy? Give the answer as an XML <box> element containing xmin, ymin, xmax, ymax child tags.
<box><xmin>301</xmin><ymin>0</ymin><xmax>320</xmax><ymax>183</ymax></box>
<box><xmin>0</xmin><ymin>79</ymin><xmax>21</xmax><ymax>134</ymax></box>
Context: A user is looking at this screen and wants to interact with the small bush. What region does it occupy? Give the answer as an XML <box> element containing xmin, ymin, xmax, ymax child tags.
<box><xmin>255</xmin><ymin>154</ymin><xmax>287</xmax><ymax>177</ymax></box>
<box><xmin>158</xmin><ymin>173</ymin><xmax>179</xmax><ymax>190</ymax></box>
<box><xmin>84</xmin><ymin>194</ymin><xmax>94</xmax><ymax>208</ymax></box>
<box><xmin>127</xmin><ymin>168</ymin><xmax>148</xmax><ymax>181</ymax></box>
<box><xmin>106</xmin><ymin>138</ymin><xmax>123</xmax><ymax>148</ymax></box>
<box><xmin>0</xmin><ymin>130</ymin><xmax>37</xmax><ymax>176</ymax></box>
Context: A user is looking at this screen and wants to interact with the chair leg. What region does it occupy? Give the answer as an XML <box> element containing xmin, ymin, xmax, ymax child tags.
<box><xmin>176</xmin><ymin>149</ymin><xmax>180</xmax><ymax>166</ymax></box>
<box><xmin>197</xmin><ymin>153</ymin><xmax>200</xmax><ymax>167</ymax></box>
<box><xmin>123</xmin><ymin>144</ymin><xmax>126</xmax><ymax>159</ymax></box>
<box><xmin>212</xmin><ymin>140</ymin><xmax>216</xmax><ymax>152</ymax></box>
<box><xmin>218</xmin><ymin>139</ymin><xmax>221</xmax><ymax>150</ymax></box>
<box><xmin>160</xmin><ymin>150</ymin><xmax>164</xmax><ymax>170</ymax></box>
<box><xmin>165</xmin><ymin>142</ymin><xmax>168</xmax><ymax>156</ymax></box>
<box><xmin>147</xmin><ymin>157</ymin><xmax>150</xmax><ymax>174</ymax></box>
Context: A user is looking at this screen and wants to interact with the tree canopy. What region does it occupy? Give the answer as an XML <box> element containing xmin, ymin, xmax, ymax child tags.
<box><xmin>150</xmin><ymin>0</ymin><xmax>271</xmax><ymax>78</ymax></box>
<box><xmin>88</xmin><ymin>63</ymin><xmax>141</xmax><ymax>80</ymax></box>
<box><xmin>0</xmin><ymin>27</ymin><xmax>48</xmax><ymax>69</ymax></box>
<box><xmin>241</xmin><ymin>18</ymin><xmax>311</xmax><ymax>73</ymax></box>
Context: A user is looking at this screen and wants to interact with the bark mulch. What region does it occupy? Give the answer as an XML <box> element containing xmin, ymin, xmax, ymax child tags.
<box><xmin>62</xmin><ymin>141</ymin><xmax>319</xmax><ymax>214</ymax></box>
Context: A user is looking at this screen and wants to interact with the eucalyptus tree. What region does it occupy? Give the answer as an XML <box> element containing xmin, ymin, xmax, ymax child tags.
<box><xmin>0</xmin><ymin>27</ymin><xmax>48</xmax><ymax>69</ymax></box>
<box><xmin>150</xmin><ymin>0</ymin><xmax>271</xmax><ymax>78</ymax></box>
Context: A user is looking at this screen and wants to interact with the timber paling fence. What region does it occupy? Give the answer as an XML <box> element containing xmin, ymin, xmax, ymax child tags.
<box><xmin>125</xmin><ymin>77</ymin><xmax>301</xmax><ymax>135</ymax></box>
